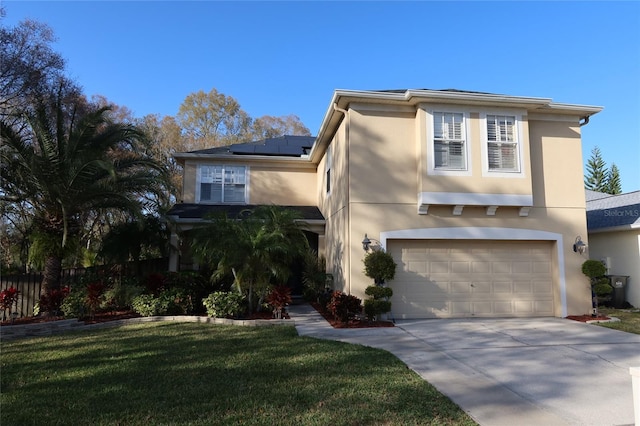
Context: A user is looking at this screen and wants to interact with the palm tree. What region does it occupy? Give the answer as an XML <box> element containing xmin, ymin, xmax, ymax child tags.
<box><xmin>190</xmin><ymin>205</ymin><xmax>309</xmax><ymax>312</ymax></box>
<box><xmin>99</xmin><ymin>214</ymin><xmax>169</xmax><ymax>277</ymax></box>
<box><xmin>0</xmin><ymin>94</ymin><xmax>168</xmax><ymax>294</ymax></box>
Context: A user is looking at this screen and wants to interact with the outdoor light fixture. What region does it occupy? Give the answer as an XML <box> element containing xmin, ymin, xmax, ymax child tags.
<box><xmin>573</xmin><ymin>236</ymin><xmax>587</xmax><ymax>255</ymax></box>
<box><xmin>362</xmin><ymin>234</ymin><xmax>372</xmax><ymax>251</ymax></box>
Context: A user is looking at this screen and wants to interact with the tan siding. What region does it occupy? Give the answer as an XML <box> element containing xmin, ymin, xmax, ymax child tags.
<box><xmin>529</xmin><ymin>120</ymin><xmax>585</xmax><ymax>208</ymax></box>
<box><xmin>249</xmin><ymin>167</ymin><xmax>316</xmax><ymax>205</ymax></box>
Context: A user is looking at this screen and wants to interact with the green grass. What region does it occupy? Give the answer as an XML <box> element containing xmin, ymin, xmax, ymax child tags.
<box><xmin>1</xmin><ymin>323</ymin><xmax>476</xmax><ymax>426</ymax></box>
<box><xmin>596</xmin><ymin>307</ymin><xmax>640</xmax><ymax>335</ymax></box>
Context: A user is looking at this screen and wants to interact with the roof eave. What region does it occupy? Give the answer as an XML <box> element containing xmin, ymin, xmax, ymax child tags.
<box><xmin>309</xmin><ymin>89</ymin><xmax>603</xmax><ymax>163</ymax></box>
<box><xmin>173</xmin><ymin>152</ymin><xmax>315</xmax><ymax>167</ymax></box>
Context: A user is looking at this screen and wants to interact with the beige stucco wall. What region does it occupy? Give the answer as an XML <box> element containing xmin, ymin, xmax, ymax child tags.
<box><xmin>416</xmin><ymin>106</ymin><xmax>534</xmax><ymax>197</ymax></box>
<box><xmin>181</xmin><ymin>160</ymin><xmax>316</xmax><ymax>205</ymax></box>
<box><xmin>529</xmin><ymin>119</ymin><xmax>585</xmax><ymax>208</ymax></box>
<box><xmin>318</xmin><ymin>104</ymin><xmax>592</xmax><ymax>317</ymax></box>
<box><xmin>249</xmin><ymin>166</ymin><xmax>316</xmax><ymax>205</ymax></box>
<box><xmin>588</xmin><ymin>230</ymin><xmax>640</xmax><ymax>308</ymax></box>
<box><xmin>318</xmin><ymin>121</ymin><xmax>350</xmax><ymax>292</ymax></box>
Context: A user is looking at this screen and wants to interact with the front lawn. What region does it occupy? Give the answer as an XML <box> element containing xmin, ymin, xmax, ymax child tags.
<box><xmin>597</xmin><ymin>306</ymin><xmax>640</xmax><ymax>335</ymax></box>
<box><xmin>1</xmin><ymin>323</ymin><xmax>476</xmax><ymax>426</ymax></box>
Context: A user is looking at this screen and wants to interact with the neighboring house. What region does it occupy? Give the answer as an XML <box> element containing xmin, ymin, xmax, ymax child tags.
<box><xmin>586</xmin><ymin>189</ymin><xmax>640</xmax><ymax>308</ymax></box>
<box><xmin>167</xmin><ymin>89</ymin><xmax>603</xmax><ymax>319</ymax></box>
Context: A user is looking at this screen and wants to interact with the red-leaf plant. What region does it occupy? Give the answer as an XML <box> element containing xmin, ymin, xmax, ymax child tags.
<box><xmin>266</xmin><ymin>285</ymin><xmax>292</xmax><ymax>319</ymax></box>
<box><xmin>327</xmin><ymin>291</ymin><xmax>362</xmax><ymax>324</ymax></box>
<box><xmin>0</xmin><ymin>287</ymin><xmax>20</xmax><ymax>320</ymax></box>
<box><xmin>86</xmin><ymin>282</ymin><xmax>106</xmax><ymax>318</ymax></box>
<box><xmin>39</xmin><ymin>286</ymin><xmax>70</xmax><ymax>316</ymax></box>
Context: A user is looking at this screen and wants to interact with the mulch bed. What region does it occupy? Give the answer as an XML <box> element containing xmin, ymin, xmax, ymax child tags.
<box><xmin>310</xmin><ymin>302</ymin><xmax>394</xmax><ymax>329</ymax></box>
<box><xmin>566</xmin><ymin>314</ymin><xmax>611</xmax><ymax>322</ymax></box>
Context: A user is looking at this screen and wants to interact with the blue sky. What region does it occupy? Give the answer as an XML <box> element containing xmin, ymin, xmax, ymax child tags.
<box><xmin>4</xmin><ymin>1</ymin><xmax>640</xmax><ymax>192</ymax></box>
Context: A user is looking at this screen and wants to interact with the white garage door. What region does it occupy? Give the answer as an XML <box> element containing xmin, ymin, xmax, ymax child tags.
<box><xmin>387</xmin><ymin>240</ymin><xmax>555</xmax><ymax>319</ymax></box>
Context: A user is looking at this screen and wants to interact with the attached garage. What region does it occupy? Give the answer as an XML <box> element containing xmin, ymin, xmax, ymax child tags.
<box><xmin>387</xmin><ymin>239</ymin><xmax>556</xmax><ymax>319</ymax></box>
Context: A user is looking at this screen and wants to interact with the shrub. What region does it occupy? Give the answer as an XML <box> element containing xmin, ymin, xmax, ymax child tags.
<box><xmin>0</xmin><ymin>287</ymin><xmax>20</xmax><ymax>319</ymax></box>
<box><xmin>327</xmin><ymin>291</ymin><xmax>362</xmax><ymax>323</ymax></box>
<box><xmin>60</xmin><ymin>288</ymin><xmax>88</xmax><ymax>318</ymax></box>
<box><xmin>101</xmin><ymin>278</ymin><xmax>144</xmax><ymax>311</ymax></box>
<box><xmin>594</xmin><ymin>278</ymin><xmax>613</xmax><ymax>297</ymax></box>
<box><xmin>364</xmin><ymin>299</ymin><xmax>392</xmax><ymax>320</ymax></box>
<box><xmin>364</xmin><ymin>286</ymin><xmax>393</xmax><ymax>299</ymax></box>
<box><xmin>38</xmin><ymin>286</ymin><xmax>70</xmax><ymax>315</ymax></box>
<box><xmin>302</xmin><ymin>250</ymin><xmax>328</xmax><ymax>302</ymax></box>
<box><xmin>144</xmin><ymin>272</ymin><xmax>166</xmax><ymax>295</ymax></box>
<box><xmin>364</xmin><ymin>250</ymin><xmax>397</xmax><ymax>285</ymax></box>
<box><xmin>582</xmin><ymin>260</ymin><xmax>606</xmax><ymax>279</ymax></box>
<box><xmin>160</xmin><ymin>288</ymin><xmax>194</xmax><ymax>315</ymax></box>
<box><xmin>266</xmin><ymin>285</ymin><xmax>292</xmax><ymax>318</ymax></box>
<box><xmin>85</xmin><ymin>282</ymin><xmax>106</xmax><ymax>316</ymax></box>
<box><xmin>363</xmin><ymin>285</ymin><xmax>393</xmax><ymax>321</ymax></box>
<box><xmin>203</xmin><ymin>291</ymin><xmax>245</xmax><ymax>318</ymax></box>
<box><xmin>131</xmin><ymin>294</ymin><xmax>168</xmax><ymax>317</ymax></box>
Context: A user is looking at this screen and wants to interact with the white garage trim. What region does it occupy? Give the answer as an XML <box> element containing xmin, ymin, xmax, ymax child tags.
<box><xmin>379</xmin><ymin>227</ymin><xmax>567</xmax><ymax>317</ymax></box>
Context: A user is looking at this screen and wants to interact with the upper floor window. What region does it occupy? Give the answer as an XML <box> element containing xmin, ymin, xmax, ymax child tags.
<box><xmin>486</xmin><ymin>115</ymin><xmax>519</xmax><ymax>172</ymax></box>
<box><xmin>197</xmin><ymin>165</ymin><xmax>247</xmax><ymax>203</ymax></box>
<box><xmin>433</xmin><ymin>112</ymin><xmax>467</xmax><ymax>170</ymax></box>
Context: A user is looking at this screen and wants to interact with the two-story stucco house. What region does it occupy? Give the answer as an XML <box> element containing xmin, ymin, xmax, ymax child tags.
<box><xmin>167</xmin><ymin>88</ymin><xmax>602</xmax><ymax>319</ymax></box>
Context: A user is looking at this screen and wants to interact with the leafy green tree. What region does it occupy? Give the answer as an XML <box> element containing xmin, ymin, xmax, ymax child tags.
<box><xmin>584</xmin><ymin>146</ymin><xmax>608</xmax><ymax>192</ymax></box>
<box><xmin>177</xmin><ymin>88</ymin><xmax>252</xmax><ymax>150</ymax></box>
<box><xmin>175</xmin><ymin>88</ymin><xmax>312</xmax><ymax>152</ymax></box>
<box><xmin>0</xmin><ymin>94</ymin><xmax>169</xmax><ymax>293</ymax></box>
<box><xmin>252</xmin><ymin>114</ymin><xmax>311</xmax><ymax>139</ymax></box>
<box><xmin>190</xmin><ymin>206</ymin><xmax>308</xmax><ymax>312</ymax></box>
<box><xmin>138</xmin><ymin>113</ymin><xmax>184</xmax><ymax>203</ymax></box>
<box><xmin>605</xmin><ymin>163</ymin><xmax>622</xmax><ymax>195</ymax></box>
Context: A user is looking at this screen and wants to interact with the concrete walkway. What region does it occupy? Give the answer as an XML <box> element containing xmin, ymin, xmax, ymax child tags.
<box><xmin>288</xmin><ymin>303</ymin><xmax>640</xmax><ymax>426</ymax></box>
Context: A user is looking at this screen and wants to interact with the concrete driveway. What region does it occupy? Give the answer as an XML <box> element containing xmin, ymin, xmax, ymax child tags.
<box><xmin>290</xmin><ymin>305</ymin><xmax>640</xmax><ymax>426</ymax></box>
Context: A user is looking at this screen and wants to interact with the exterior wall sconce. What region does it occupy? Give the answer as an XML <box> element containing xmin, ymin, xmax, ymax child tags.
<box><xmin>573</xmin><ymin>236</ymin><xmax>587</xmax><ymax>254</ymax></box>
<box><xmin>362</xmin><ymin>234</ymin><xmax>372</xmax><ymax>251</ymax></box>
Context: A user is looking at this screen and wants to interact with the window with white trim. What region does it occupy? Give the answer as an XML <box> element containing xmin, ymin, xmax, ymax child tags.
<box><xmin>433</xmin><ymin>112</ymin><xmax>467</xmax><ymax>170</ymax></box>
<box><xmin>197</xmin><ymin>165</ymin><xmax>247</xmax><ymax>203</ymax></box>
<box><xmin>486</xmin><ymin>115</ymin><xmax>519</xmax><ymax>172</ymax></box>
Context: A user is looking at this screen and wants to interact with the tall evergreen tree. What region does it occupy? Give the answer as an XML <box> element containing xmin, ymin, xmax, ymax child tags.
<box><xmin>605</xmin><ymin>163</ymin><xmax>622</xmax><ymax>195</ymax></box>
<box><xmin>584</xmin><ymin>146</ymin><xmax>608</xmax><ymax>192</ymax></box>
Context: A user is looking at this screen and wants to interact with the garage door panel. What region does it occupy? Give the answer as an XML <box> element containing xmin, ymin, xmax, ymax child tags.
<box><xmin>513</xmin><ymin>262</ymin><xmax>531</xmax><ymax>273</ymax></box>
<box><xmin>451</xmin><ymin>262</ymin><xmax>470</xmax><ymax>273</ymax></box>
<box><xmin>533</xmin><ymin>262</ymin><xmax>551</xmax><ymax>273</ymax></box>
<box><xmin>472</xmin><ymin>262</ymin><xmax>491</xmax><ymax>273</ymax></box>
<box><xmin>431</xmin><ymin>262</ymin><xmax>450</xmax><ymax>273</ymax></box>
<box><xmin>492</xmin><ymin>282</ymin><xmax>512</xmax><ymax>293</ymax></box>
<box><xmin>388</xmin><ymin>240</ymin><xmax>555</xmax><ymax>318</ymax></box>
<box><xmin>472</xmin><ymin>282</ymin><xmax>491</xmax><ymax>293</ymax></box>
<box><xmin>492</xmin><ymin>262</ymin><xmax>511</xmax><ymax>273</ymax></box>
<box><xmin>533</xmin><ymin>281</ymin><xmax>553</xmax><ymax>293</ymax></box>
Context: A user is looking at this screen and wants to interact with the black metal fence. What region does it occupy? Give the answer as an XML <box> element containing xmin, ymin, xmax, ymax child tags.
<box><xmin>0</xmin><ymin>258</ymin><xmax>169</xmax><ymax>319</ymax></box>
